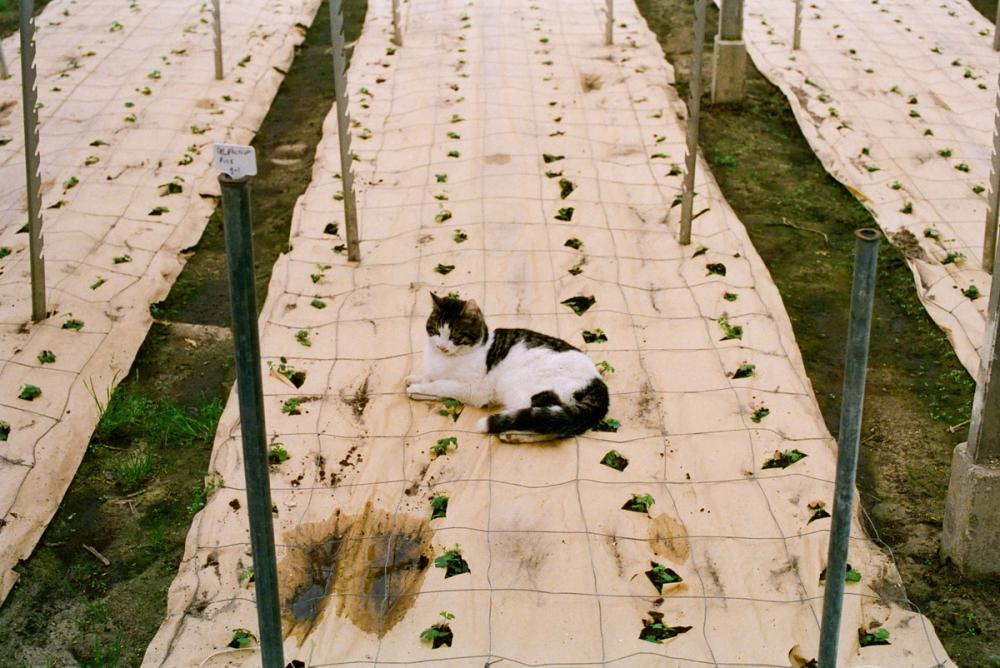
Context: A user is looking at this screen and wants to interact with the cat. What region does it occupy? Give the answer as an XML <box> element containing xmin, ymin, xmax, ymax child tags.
<box><xmin>405</xmin><ymin>292</ymin><xmax>609</xmax><ymax>442</ymax></box>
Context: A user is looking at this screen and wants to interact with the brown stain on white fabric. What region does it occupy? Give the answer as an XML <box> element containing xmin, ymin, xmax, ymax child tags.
<box><xmin>647</xmin><ymin>512</ymin><xmax>689</xmax><ymax>563</ymax></box>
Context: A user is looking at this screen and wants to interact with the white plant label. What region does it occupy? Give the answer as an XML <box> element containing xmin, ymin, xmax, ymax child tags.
<box><xmin>213</xmin><ymin>143</ymin><xmax>257</xmax><ymax>179</ymax></box>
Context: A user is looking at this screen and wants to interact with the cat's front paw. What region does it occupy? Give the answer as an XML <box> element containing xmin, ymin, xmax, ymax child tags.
<box><xmin>404</xmin><ymin>374</ymin><xmax>423</xmax><ymax>388</ymax></box>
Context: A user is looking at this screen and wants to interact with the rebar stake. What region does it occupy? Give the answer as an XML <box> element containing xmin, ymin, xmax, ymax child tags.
<box><xmin>329</xmin><ymin>0</ymin><xmax>361</xmax><ymax>262</ymax></box>
<box><xmin>679</xmin><ymin>0</ymin><xmax>707</xmax><ymax>245</ymax></box>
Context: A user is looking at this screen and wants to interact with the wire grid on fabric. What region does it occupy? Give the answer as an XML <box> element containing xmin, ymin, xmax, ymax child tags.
<box><xmin>145</xmin><ymin>0</ymin><xmax>954</xmax><ymax>666</ymax></box>
<box><xmin>0</xmin><ymin>0</ymin><xmax>322</xmax><ymax>603</ymax></box>
<box><xmin>727</xmin><ymin>0</ymin><xmax>1000</xmax><ymax>378</ymax></box>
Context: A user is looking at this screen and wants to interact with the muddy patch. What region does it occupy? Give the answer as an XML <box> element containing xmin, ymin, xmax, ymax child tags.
<box><xmin>484</xmin><ymin>153</ymin><xmax>510</xmax><ymax>165</ymax></box>
<box><xmin>279</xmin><ymin>505</ymin><xmax>431</xmax><ymax>640</ymax></box>
<box><xmin>340</xmin><ymin>376</ymin><xmax>371</xmax><ymax>420</ymax></box>
<box><xmin>647</xmin><ymin>512</ymin><xmax>689</xmax><ymax>563</ymax></box>
<box><xmin>890</xmin><ymin>228</ymin><xmax>926</xmax><ymax>261</ymax></box>
<box><xmin>581</xmin><ymin>72</ymin><xmax>603</xmax><ymax>92</ymax></box>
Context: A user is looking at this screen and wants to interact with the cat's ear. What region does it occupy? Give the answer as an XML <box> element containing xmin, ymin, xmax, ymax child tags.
<box><xmin>430</xmin><ymin>291</ymin><xmax>445</xmax><ymax>308</ymax></box>
<box><xmin>461</xmin><ymin>299</ymin><xmax>481</xmax><ymax>315</ymax></box>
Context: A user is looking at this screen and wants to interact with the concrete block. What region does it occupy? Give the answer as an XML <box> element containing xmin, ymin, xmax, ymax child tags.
<box><xmin>711</xmin><ymin>36</ymin><xmax>746</xmax><ymax>104</ymax></box>
<box><xmin>942</xmin><ymin>442</ymin><xmax>1000</xmax><ymax>577</ymax></box>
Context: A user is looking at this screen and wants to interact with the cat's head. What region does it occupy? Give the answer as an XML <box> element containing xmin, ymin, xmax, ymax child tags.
<box><xmin>427</xmin><ymin>292</ymin><xmax>488</xmax><ymax>355</ymax></box>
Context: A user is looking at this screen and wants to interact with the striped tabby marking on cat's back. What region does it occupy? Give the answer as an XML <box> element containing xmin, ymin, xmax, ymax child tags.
<box><xmin>486</xmin><ymin>328</ymin><xmax>577</xmax><ymax>371</ymax></box>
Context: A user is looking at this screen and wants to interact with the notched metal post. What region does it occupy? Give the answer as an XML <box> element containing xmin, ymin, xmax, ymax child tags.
<box><xmin>212</xmin><ymin>0</ymin><xmax>223</xmax><ymax>80</ymax></box>
<box><xmin>218</xmin><ymin>174</ymin><xmax>285</xmax><ymax>668</ymax></box>
<box><xmin>793</xmin><ymin>0</ymin><xmax>803</xmax><ymax>51</ymax></box>
<box><xmin>605</xmin><ymin>0</ymin><xmax>614</xmax><ymax>46</ymax></box>
<box><xmin>818</xmin><ymin>228</ymin><xmax>881</xmax><ymax>668</ymax></box>
<box><xmin>984</xmin><ymin>72</ymin><xmax>1000</xmax><ymax>274</ymax></box>
<box><xmin>19</xmin><ymin>0</ymin><xmax>46</xmax><ymax>322</ymax></box>
<box><xmin>329</xmin><ymin>0</ymin><xmax>360</xmax><ymax>262</ymax></box>
<box><xmin>679</xmin><ymin>0</ymin><xmax>706</xmax><ymax>245</ymax></box>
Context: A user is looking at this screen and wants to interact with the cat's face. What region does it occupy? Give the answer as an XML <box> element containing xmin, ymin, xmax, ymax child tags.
<box><xmin>427</xmin><ymin>293</ymin><xmax>487</xmax><ymax>355</ymax></box>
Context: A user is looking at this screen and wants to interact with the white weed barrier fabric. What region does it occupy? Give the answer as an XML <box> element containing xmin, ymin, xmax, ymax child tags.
<box><xmin>146</xmin><ymin>0</ymin><xmax>953</xmax><ymax>666</ymax></box>
<box><xmin>0</xmin><ymin>0</ymin><xmax>322</xmax><ymax>603</ymax></box>
<box><xmin>731</xmin><ymin>0</ymin><xmax>999</xmax><ymax>377</ymax></box>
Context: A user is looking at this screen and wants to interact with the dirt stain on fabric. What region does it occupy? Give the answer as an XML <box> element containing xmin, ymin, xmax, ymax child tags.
<box><xmin>280</xmin><ymin>504</ymin><xmax>431</xmax><ymax>640</ymax></box>
<box><xmin>648</xmin><ymin>512</ymin><xmax>689</xmax><ymax>563</ymax></box>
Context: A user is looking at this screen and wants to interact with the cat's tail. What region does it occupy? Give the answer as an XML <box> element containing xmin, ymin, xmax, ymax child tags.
<box><xmin>482</xmin><ymin>377</ymin><xmax>609</xmax><ymax>438</ymax></box>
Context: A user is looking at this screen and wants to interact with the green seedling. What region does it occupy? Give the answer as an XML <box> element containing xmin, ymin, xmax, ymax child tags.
<box><xmin>295</xmin><ymin>330</ymin><xmax>312</xmax><ymax>347</ymax></box>
<box><xmin>564</xmin><ymin>238</ymin><xmax>583</xmax><ymax>250</ymax></box>
<box><xmin>763</xmin><ymin>449</ymin><xmax>808</xmax><ymax>469</ymax></box>
<box><xmin>596</xmin><ymin>360</ymin><xmax>614</xmax><ymax>375</ymax></box>
<box><xmin>149</xmin><ymin>206</ymin><xmax>169</xmax><ymax>216</ymax></box>
<box><xmin>420</xmin><ymin>611</ymin><xmax>455</xmax><ymax>648</ymax></box>
<box><xmin>439</xmin><ymin>398</ymin><xmax>463</xmax><ymax>421</ymax></box>
<box><xmin>645</xmin><ymin>562</ymin><xmax>682</xmax><ymax>593</ymax></box>
<box><xmin>281</xmin><ymin>398</ymin><xmax>302</xmax><ymax>415</ymax></box>
<box><xmin>750</xmin><ymin>407</ymin><xmax>770</xmax><ymax>423</ymax></box>
<box><xmin>324</xmin><ymin>222</ymin><xmax>339</xmax><ymax>235</ymax></box>
<box><xmin>554</xmin><ymin>207</ymin><xmax>575</xmax><ymax>222</ymax></box>
<box><xmin>446</xmin><ymin>131</ymin><xmax>460</xmax><ymax>140</ymax></box>
<box><xmin>846</xmin><ymin>568</ymin><xmax>862</xmax><ymax>583</ymax></box>
<box><xmin>178</xmin><ymin>154</ymin><xmax>194</xmax><ymax>165</ymax></box>
<box><xmin>706</xmin><ymin>263</ymin><xmax>726</xmax><ymax>276</ymax></box>
<box><xmin>37</xmin><ymin>350</ymin><xmax>56</xmax><ymax>364</ymax></box>
<box><xmin>594</xmin><ymin>418</ymin><xmax>620</xmax><ymax>432</ymax></box>
<box><xmin>568</xmin><ymin>261</ymin><xmax>584</xmax><ymax>276</ymax></box>
<box><xmin>542</xmin><ymin>153</ymin><xmax>564</xmax><ymax>163</ymax></box>
<box><xmin>963</xmin><ymin>285</ymin><xmax>980</xmax><ymax>300</ymax></box>
<box><xmin>0</xmin><ymin>247</ymin><xmax>10</xmax><ymax>259</ymax></box>
<box><xmin>431</xmin><ymin>436</ymin><xmax>458</xmax><ymax>458</ymax></box>
<box><xmin>900</xmin><ymin>201</ymin><xmax>913</xmax><ymax>214</ymax></box>
<box><xmin>113</xmin><ymin>254</ymin><xmax>132</xmax><ymax>264</ymax></box>
<box><xmin>858</xmin><ymin>628</ymin><xmax>890</xmax><ymax>647</ymax></box>
<box><xmin>692</xmin><ymin>245</ymin><xmax>708</xmax><ymax>257</ymax></box>
<box><xmin>434</xmin><ymin>547</ymin><xmax>470</xmax><ymax>577</ymax></box>
<box><xmin>973</xmin><ymin>185</ymin><xmax>985</xmax><ymax>195</ymax></box>
<box><xmin>582</xmin><ymin>329</ymin><xmax>607</xmax><ymax>344</ymax></box>
<box><xmin>47</xmin><ymin>200</ymin><xmax>67</xmax><ymax>209</ymax></box>
<box><xmin>434</xmin><ymin>192</ymin><xmax>448</xmax><ymax>201</ymax></box>
<box><xmin>239</xmin><ymin>567</ymin><xmax>254</xmax><ymax>584</ymax></box>
<box><xmin>890</xmin><ymin>180</ymin><xmax>902</xmax><ymax>190</ymax></box>
<box><xmin>270</xmin><ymin>358</ymin><xmax>305</xmax><ymax>388</ymax></box>
<box><xmin>63</xmin><ymin>319</ymin><xmax>84</xmax><ymax>330</ymax></box>
<box><xmin>268</xmin><ymin>443</ymin><xmax>289</xmax><ymax>465</ymax></box>
<box><xmin>943</xmin><ymin>251</ymin><xmax>965</xmax><ymax>265</ymax></box>
<box><xmin>63</xmin><ymin>176</ymin><xmax>79</xmax><ymax>190</ymax></box>
<box><xmin>668</xmin><ymin>163</ymin><xmax>682</xmax><ymax>176</ymax></box>
<box><xmin>310</xmin><ymin>298</ymin><xmax>326</xmax><ymax>309</ymax></box>
<box><xmin>435</xmin><ymin>210</ymin><xmax>453</xmax><ymax>223</ymax></box>
<box><xmin>158</xmin><ymin>178</ymin><xmax>183</xmax><ymax>195</ymax></box>
<box><xmin>84</xmin><ymin>156</ymin><xmax>99</xmax><ymax>166</ymax></box>
<box><xmin>718</xmin><ymin>314</ymin><xmax>742</xmax><ymax>341</ymax></box>
<box><xmin>453</xmin><ymin>230</ymin><xmax>467</xmax><ymax>243</ymax></box>
<box><xmin>450</xmin><ymin>114</ymin><xmax>463</xmax><ymax>123</ymax></box>
<box><xmin>190</xmin><ymin>125</ymin><xmax>206</xmax><ymax>135</ymax></box>
<box><xmin>435</xmin><ymin>264</ymin><xmax>455</xmax><ymax>275</ymax></box>
<box><xmin>545</xmin><ymin>170</ymin><xmax>563</xmax><ymax>178</ymax></box>
<box><xmin>808</xmin><ymin>501</ymin><xmax>830</xmax><ymax>523</ymax></box>
<box><xmin>431</xmin><ymin>493</ymin><xmax>449</xmax><ymax>519</ymax></box>
<box><xmin>924</xmin><ymin>227</ymin><xmax>940</xmax><ymax>239</ymax></box>
<box><xmin>938</xmin><ymin>148</ymin><xmax>953</xmax><ymax>158</ymax></box>
<box><xmin>447</xmin><ymin>150</ymin><xmax>460</xmax><ymax>158</ymax></box>
<box><xmin>622</xmin><ymin>493</ymin><xmax>655</xmax><ymax>513</ymax></box>
<box><xmin>650</xmin><ymin>152</ymin><xmax>667</xmax><ymax>159</ymax></box>
<box><xmin>558</xmin><ymin>178</ymin><xmax>576</xmax><ymax>199</ymax></box>
<box><xmin>731</xmin><ymin>363</ymin><xmax>755</xmax><ymax>379</ymax></box>
<box><xmin>955</xmin><ymin>163</ymin><xmax>970</xmax><ymax>172</ymax></box>
<box><xmin>561</xmin><ymin>295</ymin><xmax>594</xmax><ymax>315</ymax></box>
<box><xmin>147</xmin><ymin>69</ymin><xmax>161</xmax><ymax>80</ymax></box>
<box><xmin>0</xmin><ymin>420</ymin><xmax>10</xmax><ymax>441</ymax></box>
<box><xmin>18</xmin><ymin>384</ymin><xmax>42</xmax><ymax>401</ymax></box>
<box><xmin>723</xmin><ymin>292</ymin><xmax>738</xmax><ymax>302</ymax></box>
<box><xmin>228</xmin><ymin>628</ymin><xmax>257</xmax><ymax>649</ymax></box>
<box><xmin>639</xmin><ymin>611</ymin><xmax>691</xmax><ymax>643</ymax></box>
<box><xmin>435</xmin><ymin>173</ymin><xmax>447</xmax><ymax>183</ymax></box>
<box><xmin>600</xmin><ymin>449</ymin><xmax>628</xmax><ymax>471</ymax></box>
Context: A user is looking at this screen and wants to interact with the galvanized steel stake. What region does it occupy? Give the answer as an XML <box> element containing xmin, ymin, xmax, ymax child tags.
<box><xmin>212</xmin><ymin>0</ymin><xmax>223</xmax><ymax>80</ymax></box>
<box><xmin>0</xmin><ymin>41</ymin><xmax>10</xmax><ymax>79</ymax></box>
<box><xmin>818</xmin><ymin>228</ymin><xmax>881</xmax><ymax>668</ymax></box>
<box><xmin>984</xmin><ymin>71</ymin><xmax>1000</xmax><ymax>274</ymax></box>
<box><xmin>219</xmin><ymin>174</ymin><xmax>285</xmax><ymax>668</ymax></box>
<box><xmin>605</xmin><ymin>0</ymin><xmax>614</xmax><ymax>46</ymax></box>
<box><xmin>679</xmin><ymin>0</ymin><xmax>706</xmax><ymax>246</ymax></box>
<box><xmin>329</xmin><ymin>0</ymin><xmax>360</xmax><ymax>262</ymax></box>
<box><xmin>391</xmin><ymin>0</ymin><xmax>402</xmax><ymax>46</ymax></box>
<box><xmin>793</xmin><ymin>0</ymin><xmax>802</xmax><ymax>51</ymax></box>
<box><xmin>19</xmin><ymin>0</ymin><xmax>46</xmax><ymax>322</ymax></box>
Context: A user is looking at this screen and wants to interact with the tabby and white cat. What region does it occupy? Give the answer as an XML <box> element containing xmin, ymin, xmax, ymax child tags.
<box><xmin>405</xmin><ymin>293</ymin><xmax>609</xmax><ymax>442</ymax></box>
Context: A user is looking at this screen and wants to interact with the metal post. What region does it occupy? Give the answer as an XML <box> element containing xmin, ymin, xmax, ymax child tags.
<box><xmin>391</xmin><ymin>0</ymin><xmax>402</xmax><ymax>47</ymax></box>
<box><xmin>984</xmin><ymin>72</ymin><xmax>1000</xmax><ymax>274</ymax></box>
<box><xmin>679</xmin><ymin>0</ymin><xmax>707</xmax><ymax>246</ymax></box>
<box><xmin>0</xmin><ymin>41</ymin><xmax>10</xmax><ymax>79</ymax></box>
<box><xmin>605</xmin><ymin>0</ymin><xmax>613</xmax><ymax>46</ymax></box>
<box><xmin>793</xmin><ymin>0</ymin><xmax>803</xmax><ymax>51</ymax></box>
<box><xmin>19</xmin><ymin>0</ymin><xmax>46</xmax><ymax>322</ymax></box>
<box><xmin>968</xmin><ymin>232</ymin><xmax>1000</xmax><ymax>461</ymax></box>
<box><xmin>212</xmin><ymin>0</ymin><xmax>223</xmax><ymax>80</ymax></box>
<box><xmin>329</xmin><ymin>0</ymin><xmax>360</xmax><ymax>262</ymax></box>
<box><xmin>219</xmin><ymin>174</ymin><xmax>285</xmax><ymax>668</ymax></box>
<box><xmin>818</xmin><ymin>228</ymin><xmax>881</xmax><ymax>668</ymax></box>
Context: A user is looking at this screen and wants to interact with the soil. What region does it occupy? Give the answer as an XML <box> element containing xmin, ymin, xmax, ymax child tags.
<box><xmin>633</xmin><ymin>1</ymin><xmax>999</xmax><ymax>665</ymax></box>
<box><xmin>0</xmin><ymin>1</ymin><xmax>368</xmax><ymax>665</ymax></box>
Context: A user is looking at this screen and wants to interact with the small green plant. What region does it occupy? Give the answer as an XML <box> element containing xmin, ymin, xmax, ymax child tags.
<box><xmin>147</xmin><ymin>69</ymin><xmax>161</xmax><ymax>80</ymax></box>
<box><xmin>453</xmin><ymin>230</ymin><xmax>467</xmax><ymax>243</ymax></box>
<box><xmin>439</xmin><ymin>398</ymin><xmax>463</xmax><ymax>421</ymax></box>
<box><xmin>434</xmin><ymin>546</ymin><xmax>470</xmax><ymax>577</ymax></box>
<box><xmin>594</xmin><ymin>418</ymin><xmax>620</xmax><ymax>432</ymax></box>
<box><xmin>63</xmin><ymin>319</ymin><xmax>84</xmax><ymax>330</ymax></box>
<box><xmin>943</xmin><ymin>251</ymin><xmax>965</xmax><ymax>265</ymax></box>
<box><xmin>963</xmin><ymin>285</ymin><xmax>980</xmax><ymax>300</ymax></box>
<box><xmin>310</xmin><ymin>298</ymin><xmax>326</xmax><ymax>309</ymax></box>
<box><xmin>645</xmin><ymin>562</ymin><xmax>682</xmax><ymax>593</ymax></box>
<box><xmin>431</xmin><ymin>493</ymin><xmax>449</xmax><ymax>519</ymax></box>
<box><xmin>0</xmin><ymin>420</ymin><xmax>10</xmax><ymax>442</ymax></box>
<box><xmin>622</xmin><ymin>493</ymin><xmax>655</xmax><ymax>513</ymax></box>
<box><xmin>564</xmin><ymin>238</ymin><xmax>583</xmax><ymax>250</ymax></box>
<box><xmin>955</xmin><ymin>163</ymin><xmax>970</xmax><ymax>172</ymax></box>
<box><xmin>544</xmin><ymin>170</ymin><xmax>563</xmax><ymax>178</ymax></box>
<box><xmin>447</xmin><ymin>150</ymin><xmax>460</xmax><ymax>158</ymax></box>
<box><xmin>435</xmin><ymin>210</ymin><xmax>453</xmax><ymax>223</ymax></box>
<box><xmin>692</xmin><ymin>245</ymin><xmax>708</xmax><ymax>257</ymax></box>
<box><xmin>37</xmin><ymin>350</ymin><xmax>56</xmax><ymax>364</ymax></box>
<box><xmin>84</xmin><ymin>155</ymin><xmax>100</xmax><ymax>166</ymax></box>
<box><xmin>18</xmin><ymin>385</ymin><xmax>42</xmax><ymax>401</ymax></box>
<box><xmin>63</xmin><ymin>176</ymin><xmax>79</xmax><ymax>190</ymax></box>
<box><xmin>190</xmin><ymin>125</ymin><xmax>206</xmax><ymax>135</ymax></box>
<box><xmin>268</xmin><ymin>443</ymin><xmax>289</xmax><ymax>465</ymax></box>
<box><xmin>808</xmin><ymin>501</ymin><xmax>830</xmax><ymax>523</ymax></box>
<box><xmin>228</xmin><ymin>628</ymin><xmax>257</xmax><ymax>648</ymax></box>
<box><xmin>750</xmin><ymin>406</ymin><xmax>770</xmax><ymax>423</ymax></box>
<box><xmin>568</xmin><ymin>261</ymin><xmax>584</xmax><ymax>276</ymax></box>
<box><xmin>238</xmin><ymin>566</ymin><xmax>255</xmax><ymax>584</ymax></box>
<box><xmin>295</xmin><ymin>330</ymin><xmax>311</xmax><ymax>347</ymax></box>
<box><xmin>558</xmin><ymin>178</ymin><xmax>575</xmax><ymax>199</ymax></box>
<box><xmin>113</xmin><ymin>448</ymin><xmax>154</xmax><ymax>490</ymax></box>
<box><xmin>600</xmin><ymin>449</ymin><xmax>628</xmax><ymax>471</ymax></box>
<box><xmin>718</xmin><ymin>314</ymin><xmax>742</xmax><ymax>341</ymax></box>
<box><xmin>973</xmin><ymin>185</ymin><xmax>986</xmax><ymax>195</ymax></box>
<box><xmin>281</xmin><ymin>398</ymin><xmax>302</xmax><ymax>415</ymax></box>
<box><xmin>446</xmin><ymin>131</ymin><xmax>459</xmax><ymax>140</ymax></box>
<box><xmin>435</xmin><ymin>173</ymin><xmax>447</xmax><ymax>183</ymax></box>
<box><xmin>450</xmin><ymin>114</ymin><xmax>463</xmax><ymax>123</ymax></box>
<box><xmin>270</xmin><ymin>358</ymin><xmax>305</xmax><ymax>387</ymax></box>
<box><xmin>846</xmin><ymin>568</ymin><xmax>862</xmax><ymax>583</ymax></box>
<box><xmin>420</xmin><ymin>611</ymin><xmax>455</xmax><ymax>648</ymax></box>
<box><xmin>706</xmin><ymin>263</ymin><xmax>726</xmax><ymax>276</ymax></box>
<box><xmin>858</xmin><ymin>627</ymin><xmax>890</xmax><ymax>647</ymax></box>
<box><xmin>890</xmin><ymin>180</ymin><xmax>902</xmax><ymax>190</ymax></box>
<box><xmin>431</xmin><ymin>436</ymin><xmax>458</xmax><ymax>458</ymax></box>
<box><xmin>554</xmin><ymin>207</ymin><xmax>574</xmax><ymax>222</ymax></box>
<box><xmin>937</xmin><ymin>148</ymin><xmax>952</xmax><ymax>158</ymax></box>
<box><xmin>900</xmin><ymin>201</ymin><xmax>913</xmax><ymax>214</ymax></box>
<box><xmin>0</xmin><ymin>247</ymin><xmax>11</xmax><ymax>259</ymax></box>
<box><xmin>113</xmin><ymin>254</ymin><xmax>132</xmax><ymax>264</ymax></box>
<box><xmin>582</xmin><ymin>329</ymin><xmax>607</xmax><ymax>344</ymax></box>
<box><xmin>187</xmin><ymin>477</ymin><xmax>222</xmax><ymax>514</ymax></box>
<box><xmin>148</xmin><ymin>206</ymin><xmax>169</xmax><ymax>216</ymax></box>
<box><xmin>561</xmin><ymin>295</ymin><xmax>594</xmax><ymax>315</ymax></box>
<box><xmin>158</xmin><ymin>178</ymin><xmax>183</xmax><ymax>196</ymax></box>
<box><xmin>924</xmin><ymin>227</ymin><xmax>940</xmax><ymax>239</ymax></box>
<box><xmin>596</xmin><ymin>360</ymin><xmax>614</xmax><ymax>375</ymax></box>
<box><xmin>542</xmin><ymin>153</ymin><xmax>564</xmax><ymax>163</ymax></box>
<box><xmin>435</xmin><ymin>264</ymin><xmax>455</xmax><ymax>275</ymax></box>
<box><xmin>763</xmin><ymin>449</ymin><xmax>807</xmax><ymax>469</ymax></box>
<box><xmin>732</xmin><ymin>363</ymin><xmax>755</xmax><ymax>379</ymax></box>
<box><xmin>723</xmin><ymin>292</ymin><xmax>738</xmax><ymax>302</ymax></box>
<box><xmin>639</xmin><ymin>611</ymin><xmax>691</xmax><ymax>643</ymax></box>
